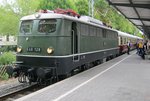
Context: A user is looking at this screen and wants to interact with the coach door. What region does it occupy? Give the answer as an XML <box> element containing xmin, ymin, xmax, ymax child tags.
<box><xmin>71</xmin><ymin>22</ymin><xmax>79</xmax><ymax>61</ymax></box>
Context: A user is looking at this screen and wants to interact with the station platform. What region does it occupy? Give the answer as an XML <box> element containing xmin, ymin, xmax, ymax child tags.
<box><xmin>15</xmin><ymin>51</ymin><xmax>150</xmax><ymax>101</ymax></box>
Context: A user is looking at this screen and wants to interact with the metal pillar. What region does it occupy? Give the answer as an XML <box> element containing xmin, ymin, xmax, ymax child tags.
<box><xmin>89</xmin><ymin>0</ymin><xmax>94</xmax><ymax>17</ymax></box>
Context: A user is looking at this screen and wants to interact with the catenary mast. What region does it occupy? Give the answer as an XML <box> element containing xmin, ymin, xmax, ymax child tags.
<box><xmin>89</xmin><ymin>0</ymin><xmax>94</xmax><ymax>17</ymax></box>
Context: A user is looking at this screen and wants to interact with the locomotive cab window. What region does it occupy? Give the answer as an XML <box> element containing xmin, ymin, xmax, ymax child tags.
<box><xmin>38</xmin><ymin>19</ymin><xmax>56</xmax><ymax>33</ymax></box>
<box><xmin>20</xmin><ymin>20</ymin><xmax>33</xmax><ymax>34</ymax></box>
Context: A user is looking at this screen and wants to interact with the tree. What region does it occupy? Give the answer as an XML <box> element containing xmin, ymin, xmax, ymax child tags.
<box><xmin>38</xmin><ymin>0</ymin><xmax>89</xmax><ymax>15</ymax></box>
<box><xmin>75</xmin><ymin>0</ymin><xmax>88</xmax><ymax>15</ymax></box>
<box><xmin>94</xmin><ymin>0</ymin><xmax>140</xmax><ymax>35</ymax></box>
<box><xmin>38</xmin><ymin>0</ymin><xmax>77</xmax><ymax>11</ymax></box>
<box><xmin>0</xmin><ymin>0</ymin><xmax>40</xmax><ymax>36</ymax></box>
<box><xmin>0</xmin><ymin>0</ymin><xmax>142</xmax><ymax>37</ymax></box>
<box><xmin>0</xmin><ymin>6</ymin><xmax>19</xmax><ymax>36</ymax></box>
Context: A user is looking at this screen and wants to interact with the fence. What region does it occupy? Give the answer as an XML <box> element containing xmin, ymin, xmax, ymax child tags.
<box><xmin>0</xmin><ymin>65</ymin><xmax>7</xmax><ymax>79</ymax></box>
<box><xmin>0</xmin><ymin>65</ymin><xmax>14</xmax><ymax>79</ymax></box>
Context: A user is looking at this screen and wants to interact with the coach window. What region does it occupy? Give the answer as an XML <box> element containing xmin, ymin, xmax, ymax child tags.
<box><xmin>120</xmin><ymin>37</ymin><xmax>123</xmax><ymax>44</ymax></box>
<box><xmin>20</xmin><ymin>20</ymin><xmax>33</xmax><ymax>34</ymax></box>
<box><xmin>38</xmin><ymin>19</ymin><xmax>56</xmax><ymax>33</ymax></box>
<box><xmin>124</xmin><ymin>38</ymin><xmax>127</xmax><ymax>44</ymax></box>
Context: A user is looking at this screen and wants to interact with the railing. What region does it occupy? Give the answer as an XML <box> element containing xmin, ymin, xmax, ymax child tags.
<box><xmin>0</xmin><ymin>65</ymin><xmax>7</xmax><ymax>79</ymax></box>
<box><xmin>0</xmin><ymin>65</ymin><xmax>14</xmax><ymax>79</ymax></box>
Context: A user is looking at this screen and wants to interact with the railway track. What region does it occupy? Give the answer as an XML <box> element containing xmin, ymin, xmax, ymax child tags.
<box><xmin>0</xmin><ymin>83</ymin><xmax>43</xmax><ymax>101</ymax></box>
<box><xmin>0</xmin><ymin>52</ymin><xmax>124</xmax><ymax>101</ymax></box>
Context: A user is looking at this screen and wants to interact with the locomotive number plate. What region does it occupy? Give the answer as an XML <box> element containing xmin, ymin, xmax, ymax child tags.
<box><xmin>27</xmin><ymin>47</ymin><xmax>41</xmax><ymax>52</ymax></box>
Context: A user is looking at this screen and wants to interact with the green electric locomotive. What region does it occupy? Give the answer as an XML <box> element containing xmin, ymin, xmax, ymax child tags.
<box><xmin>7</xmin><ymin>9</ymin><xmax>119</xmax><ymax>83</ymax></box>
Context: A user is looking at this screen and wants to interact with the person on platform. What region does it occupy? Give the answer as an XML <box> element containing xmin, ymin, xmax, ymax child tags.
<box><xmin>138</xmin><ymin>40</ymin><xmax>144</xmax><ymax>56</ymax></box>
<box><xmin>127</xmin><ymin>41</ymin><xmax>131</xmax><ymax>55</ymax></box>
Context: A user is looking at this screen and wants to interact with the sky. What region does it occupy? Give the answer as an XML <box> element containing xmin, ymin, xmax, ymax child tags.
<box><xmin>0</xmin><ymin>0</ymin><xmax>4</xmax><ymax>5</ymax></box>
<box><xmin>0</xmin><ymin>0</ymin><xmax>15</xmax><ymax>5</ymax></box>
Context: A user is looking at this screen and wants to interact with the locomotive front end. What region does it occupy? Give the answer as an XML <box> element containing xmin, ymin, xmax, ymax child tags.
<box><xmin>8</xmin><ymin>13</ymin><xmax>64</xmax><ymax>84</ymax></box>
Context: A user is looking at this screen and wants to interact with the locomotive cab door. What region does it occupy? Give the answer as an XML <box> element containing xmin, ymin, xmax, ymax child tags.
<box><xmin>71</xmin><ymin>22</ymin><xmax>79</xmax><ymax>61</ymax></box>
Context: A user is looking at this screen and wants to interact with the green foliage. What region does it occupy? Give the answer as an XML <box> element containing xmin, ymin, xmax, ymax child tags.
<box><xmin>0</xmin><ymin>7</ymin><xmax>19</xmax><ymax>36</ymax></box>
<box><xmin>0</xmin><ymin>52</ymin><xmax>16</xmax><ymax>65</ymax></box>
<box><xmin>0</xmin><ymin>0</ymin><xmax>142</xmax><ymax>37</ymax></box>
<box><xmin>38</xmin><ymin>0</ymin><xmax>88</xmax><ymax>15</ymax></box>
<box><xmin>15</xmin><ymin>0</ymin><xmax>40</xmax><ymax>16</ymax></box>
<box><xmin>137</xmin><ymin>32</ymin><xmax>143</xmax><ymax>37</ymax></box>
<box><xmin>94</xmin><ymin>0</ymin><xmax>140</xmax><ymax>35</ymax></box>
<box><xmin>38</xmin><ymin>0</ymin><xmax>77</xmax><ymax>11</ymax></box>
<box><xmin>1</xmin><ymin>73</ymin><xmax>9</xmax><ymax>80</ymax></box>
<box><xmin>0</xmin><ymin>46</ymin><xmax>16</xmax><ymax>52</ymax></box>
<box><xmin>0</xmin><ymin>0</ymin><xmax>40</xmax><ymax>36</ymax></box>
<box><xmin>75</xmin><ymin>0</ymin><xmax>88</xmax><ymax>15</ymax></box>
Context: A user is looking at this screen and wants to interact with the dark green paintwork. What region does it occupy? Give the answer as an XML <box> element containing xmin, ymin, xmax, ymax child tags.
<box><xmin>17</xmin><ymin>18</ymin><xmax>118</xmax><ymax>56</ymax></box>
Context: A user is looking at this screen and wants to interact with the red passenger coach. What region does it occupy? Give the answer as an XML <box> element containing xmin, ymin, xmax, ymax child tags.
<box><xmin>117</xmin><ymin>31</ymin><xmax>142</xmax><ymax>54</ymax></box>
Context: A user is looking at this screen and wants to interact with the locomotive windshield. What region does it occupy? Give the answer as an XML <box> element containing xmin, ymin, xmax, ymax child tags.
<box><xmin>38</xmin><ymin>19</ymin><xmax>56</xmax><ymax>33</ymax></box>
<box><xmin>20</xmin><ymin>20</ymin><xmax>33</xmax><ymax>34</ymax></box>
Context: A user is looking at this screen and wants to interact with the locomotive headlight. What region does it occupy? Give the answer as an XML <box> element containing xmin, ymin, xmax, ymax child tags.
<box><xmin>47</xmin><ymin>47</ymin><xmax>54</xmax><ymax>54</ymax></box>
<box><xmin>17</xmin><ymin>46</ymin><xmax>22</xmax><ymax>53</ymax></box>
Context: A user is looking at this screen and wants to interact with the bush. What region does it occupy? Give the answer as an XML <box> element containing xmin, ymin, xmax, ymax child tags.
<box><xmin>0</xmin><ymin>52</ymin><xmax>16</xmax><ymax>65</ymax></box>
<box><xmin>1</xmin><ymin>73</ymin><xmax>9</xmax><ymax>80</ymax></box>
<box><xmin>0</xmin><ymin>45</ymin><xmax>16</xmax><ymax>52</ymax></box>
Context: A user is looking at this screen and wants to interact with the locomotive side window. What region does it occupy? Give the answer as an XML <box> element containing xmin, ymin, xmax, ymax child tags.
<box><xmin>106</xmin><ymin>30</ymin><xmax>111</xmax><ymax>38</ymax></box>
<box><xmin>38</xmin><ymin>19</ymin><xmax>56</xmax><ymax>33</ymax></box>
<box><xmin>111</xmin><ymin>31</ymin><xmax>117</xmax><ymax>38</ymax></box>
<box><xmin>96</xmin><ymin>28</ymin><xmax>102</xmax><ymax>37</ymax></box>
<box><xmin>102</xmin><ymin>29</ymin><xmax>106</xmax><ymax>38</ymax></box>
<box><xmin>81</xmin><ymin>24</ymin><xmax>88</xmax><ymax>36</ymax></box>
<box><xmin>89</xmin><ymin>26</ymin><xmax>96</xmax><ymax>36</ymax></box>
<box><xmin>20</xmin><ymin>20</ymin><xmax>33</xmax><ymax>34</ymax></box>
<box><xmin>93</xmin><ymin>27</ymin><xmax>96</xmax><ymax>36</ymax></box>
<box><xmin>114</xmin><ymin>32</ymin><xmax>118</xmax><ymax>38</ymax></box>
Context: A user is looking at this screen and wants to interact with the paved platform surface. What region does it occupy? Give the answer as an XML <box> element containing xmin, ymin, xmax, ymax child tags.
<box><xmin>15</xmin><ymin>51</ymin><xmax>150</xmax><ymax>101</ymax></box>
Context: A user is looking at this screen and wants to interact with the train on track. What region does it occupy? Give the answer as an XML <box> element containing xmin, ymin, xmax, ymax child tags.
<box><xmin>6</xmin><ymin>9</ymin><xmax>142</xmax><ymax>84</ymax></box>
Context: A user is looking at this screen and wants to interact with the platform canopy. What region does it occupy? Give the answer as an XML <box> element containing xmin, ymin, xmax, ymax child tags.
<box><xmin>106</xmin><ymin>0</ymin><xmax>150</xmax><ymax>38</ymax></box>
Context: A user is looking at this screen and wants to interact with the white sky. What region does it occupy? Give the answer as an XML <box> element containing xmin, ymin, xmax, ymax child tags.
<box><xmin>0</xmin><ymin>0</ymin><xmax>4</xmax><ymax>5</ymax></box>
<box><xmin>0</xmin><ymin>0</ymin><xmax>15</xmax><ymax>5</ymax></box>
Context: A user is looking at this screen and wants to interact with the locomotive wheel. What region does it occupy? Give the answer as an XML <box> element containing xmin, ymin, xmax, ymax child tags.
<box><xmin>106</xmin><ymin>57</ymin><xmax>110</xmax><ymax>61</ymax></box>
<box><xmin>96</xmin><ymin>60</ymin><xmax>101</xmax><ymax>65</ymax></box>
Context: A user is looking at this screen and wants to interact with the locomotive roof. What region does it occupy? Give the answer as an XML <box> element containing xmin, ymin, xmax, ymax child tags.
<box><xmin>21</xmin><ymin>13</ymin><xmax>69</xmax><ymax>20</ymax></box>
<box><xmin>21</xmin><ymin>13</ymin><xmax>116</xmax><ymax>32</ymax></box>
<box><xmin>21</xmin><ymin>13</ymin><xmax>142</xmax><ymax>39</ymax></box>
